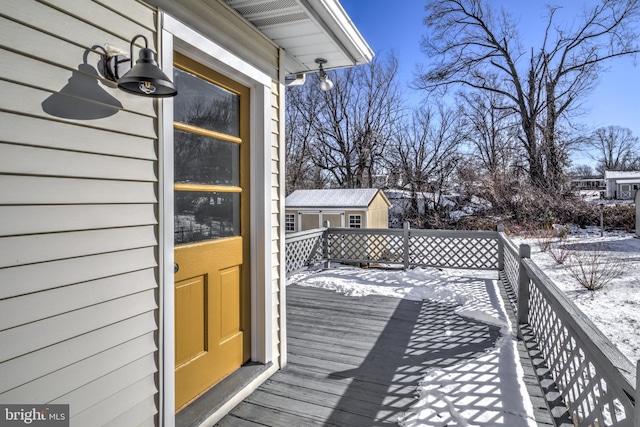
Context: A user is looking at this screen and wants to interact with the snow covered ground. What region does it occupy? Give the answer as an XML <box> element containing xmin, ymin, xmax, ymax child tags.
<box><xmin>511</xmin><ymin>226</ymin><xmax>640</xmax><ymax>364</ymax></box>
<box><xmin>288</xmin><ymin>267</ymin><xmax>537</xmax><ymax>426</ymax></box>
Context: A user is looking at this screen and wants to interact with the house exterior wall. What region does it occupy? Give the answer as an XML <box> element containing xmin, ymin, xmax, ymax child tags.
<box><xmin>322</xmin><ymin>213</ymin><xmax>343</xmax><ymax>228</ymax></box>
<box><xmin>0</xmin><ymin>1</ymin><xmax>285</xmax><ymax>426</ymax></box>
<box><xmin>367</xmin><ymin>193</ymin><xmax>391</xmax><ymax>229</ymax></box>
<box><xmin>286</xmin><ymin>209</ymin><xmax>350</xmax><ymax>231</ymax></box>
<box><xmin>300</xmin><ymin>212</ymin><xmax>321</xmax><ymax>230</ymax></box>
<box><xmin>0</xmin><ymin>1</ymin><xmax>160</xmax><ymax>425</ymax></box>
<box><xmin>286</xmin><ymin>196</ymin><xmax>390</xmax><ymax>231</ymax></box>
<box><xmin>604</xmin><ymin>171</ymin><xmax>640</xmax><ymax>199</ymax></box>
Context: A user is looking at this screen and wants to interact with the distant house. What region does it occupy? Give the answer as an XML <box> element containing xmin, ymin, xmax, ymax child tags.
<box><xmin>285</xmin><ymin>189</ymin><xmax>391</xmax><ymax>232</ymax></box>
<box><xmin>604</xmin><ymin>170</ymin><xmax>640</xmax><ymax>199</ymax></box>
<box><xmin>570</xmin><ymin>176</ymin><xmax>605</xmax><ymax>191</ymax></box>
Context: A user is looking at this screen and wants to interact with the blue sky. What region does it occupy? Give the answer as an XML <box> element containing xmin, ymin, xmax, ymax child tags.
<box><xmin>340</xmin><ymin>0</ymin><xmax>640</xmax><ymax>167</ymax></box>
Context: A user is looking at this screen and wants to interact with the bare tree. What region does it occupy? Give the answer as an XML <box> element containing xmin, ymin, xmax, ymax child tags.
<box><xmin>458</xmin><ymin>88</ymin><xmax>519</xmax><ymax>181</ymax></box>
<box><xmin>418</xmin><ymin>0</ymin><xmax>640</xmax><ymax>192</ymax></box>
<box><xmin>588</xmin><ymin>125</ymin><xmax>640</xmax><ymax>173</ymax></box>
<box><xmin>569</xmin><ymin>164</ymin><xmax>596</xmax><ymax>177</ymax></box>
<box><xmin>306</xmin><ymin>53</ymin><xmax>404</xmax><ymax>188</ymax></box>
<box><xmin>390</xmin><ymin>105</ymin><xmax>463</xmax><ymax>227</ymax></box>
<box><xmin>285</xmin><ymin>84</ymin><xmax>326</xmax><ymax>193</ymax></box>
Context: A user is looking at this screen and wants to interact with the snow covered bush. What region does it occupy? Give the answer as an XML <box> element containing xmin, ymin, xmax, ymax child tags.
<box><xmin>566</xmin><ymin>249</ymin><xmax>624</xmax><ymax>291</ymax></box>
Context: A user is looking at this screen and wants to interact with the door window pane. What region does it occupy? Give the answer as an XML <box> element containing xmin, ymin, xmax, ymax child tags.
<box><xmin>173</xmin><ymin>68</ymin><xmax>240</xmax><ymax>137</ymax></box>
<box><xmin>174</xmin><ymin>129</ymin><xmax>239</xmax><ymax>186</ymax></box>
<box><xmin>175</xmin><ymin>191</ymin><xmax>240</xmax><ymax>244</ymax></box>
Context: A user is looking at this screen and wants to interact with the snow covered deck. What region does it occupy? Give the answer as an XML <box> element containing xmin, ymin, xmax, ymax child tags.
<box><xmin>218</xmin><ymin>268</ymin><xmax>565</xmax><ymax>426</ymax></box>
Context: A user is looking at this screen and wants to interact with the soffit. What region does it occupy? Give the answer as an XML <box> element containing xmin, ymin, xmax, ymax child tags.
<box><xmin>224</xmin><ymin>0</ymin><xmax>373</xmax><ymax>75</ymax></box>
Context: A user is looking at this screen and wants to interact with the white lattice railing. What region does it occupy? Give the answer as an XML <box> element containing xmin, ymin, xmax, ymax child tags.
<box><xmin>284</xmin><ymin>228</ymin><xmax>326</xmax><ymax>274</ymax></box>
<box><xmin>500</xmin><ymin>232</ymin><xmax>519</xmax><ymax>296</ymax></box>
<box><xmin>521</xmin><ymin>258</ymin><xmax>638</xmax><ymax>426</ymax></box>
<box><xmin>497</xmin><ymin>231</ymin><xmax>639</xmax><ymax>427</ymax></box>
<box><xmin>326</xmin><ymin>223</ymin><xmax>500</xmax><ymax>270</ymax></box>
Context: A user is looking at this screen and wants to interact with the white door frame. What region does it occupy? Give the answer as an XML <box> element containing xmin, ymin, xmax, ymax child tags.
<box><xmin>158</xmin><ymin>12</ymin><xmax>274</xmax><ymax>426</ymax></box>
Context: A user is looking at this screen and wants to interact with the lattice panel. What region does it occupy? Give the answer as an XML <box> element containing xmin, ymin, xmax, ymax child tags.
<box><xmin>285</xmin><ymin>234</ymin><xmax>324</xmax><ymax>274</ymax></box>
<box><xmin>528</xmin><ymin>280</ymin><xmax>634</xmax><ymax>426</ymax></box>
<box><xmin>503</xmin><ymin>248</ymin><xmax>519</xmax><ymax>300</ymax></box>
<box><xmin>328</xmin><ymin>233</ymin><xmax>404</xmax><ymax>263</ymax></box>
<box><xmin>409</xmin><ymin>236</ymin><xmax>499</xmax><ymax>269</ymax></box>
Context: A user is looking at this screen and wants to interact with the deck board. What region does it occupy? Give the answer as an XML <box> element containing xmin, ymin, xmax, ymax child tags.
<box><xmin>218</xmin><ymin>283</ymin><xmax>505</xmax><ymax>426</ymax></box>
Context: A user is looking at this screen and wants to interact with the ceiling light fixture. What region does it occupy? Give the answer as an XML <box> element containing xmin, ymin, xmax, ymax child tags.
<box><xmin>315</xmin><ymin>58</ymin><xmax>334</xmax><ymax>91</ymax></box>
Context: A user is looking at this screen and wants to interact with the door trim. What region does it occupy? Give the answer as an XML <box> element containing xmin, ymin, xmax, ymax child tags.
<box><xmin>159</xmin><ymin>12</ymin><xmax>274</xmax><ymax>426</ymax></box>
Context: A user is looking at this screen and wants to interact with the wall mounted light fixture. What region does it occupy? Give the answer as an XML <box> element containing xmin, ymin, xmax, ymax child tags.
<box><xmin>315</xmin><ymin>58</ymin><xmax>334</xmax><ymax>91</ymax></box>
<box><xmin>105</xmin><ymin>35</ymin><xmax>177</xmax><ymax>97</ymax></box>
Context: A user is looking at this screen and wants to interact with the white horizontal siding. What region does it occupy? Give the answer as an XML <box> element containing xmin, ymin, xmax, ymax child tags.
<box><xmin>0</xmin><ymin>1</ymin><xmax>160</xmax><ymax>425</ymax></box>
<box><xmin>0</xmin><ymin>143</ymin><xmax>157</xmax><ymax>180</ymax></box>
<box><xmin>0</xmin><ymin>176</ymin><xmax>157</xmax><ymax>205</ymax></box>
<box><xmin>0</xmin><ymin>17</ymin><xmax>153</xmax><ymax>116</ymax></box>
<box><xmin>0</xmin><ymin>81</ymin><xmax>157</xmax><ymax>138</ymax></box>
<box><xmin>0</xmin><ymin>312</ymin><xmax>157</xmax><ymax>394</ymax></box>
<box><xmin>57</xmin><ymin>356</ymin><xmax>157</xmax><ymax>418</ymax></box>
<box><xmin>104</xmin><ymin>397</ymin><xmax>159</xmax><ymax>427</ymax></box>
<box><xmin>0</xmin><ymin>226</ymin><xmax>157</xmax><ymax>268</ymax></box>
<box><xmin>70</xmin><ymin>375</ymin><xmax>157</xmax><ymax>426</ymax></box>
<box><xmin>0</xmin><ymin>111</ymin><xmax>157</xmax><ymax>159</ymax></box>
<box><xmin>0</xmin><ymin>268</ymin><xmax>157</xmax><ymax>331</ymax></box>
<box><xmin>0</xmin><ymin>247</ymin><xmax>157</xmax><ymax>299</ymax></box>
<box><xmin>1</xmin><ymin>336</ymin><xmax>156</xmax><ymax>403</ymax></box>
<box><xmin>2</xmin><ymin>0</ymin><xmax>156</xmax><ymax>54</ymax></box>
<box><xmin>0</xmin><ymin>204</ymin><xmax>157</xmax><ymax>236</ymax></box>
<box><xmin>0</xmin><ymin>289</ymin><xmax>157</xmax><ymax>363</ymax></box>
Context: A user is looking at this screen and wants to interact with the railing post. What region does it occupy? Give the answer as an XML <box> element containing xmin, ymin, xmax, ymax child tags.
<box><xmin>497</xmin><ymin>224</ymin><xmax>504</xmax><ymax>271</ymax></box>
<box><xmin>403</xmin><ymin>222</ymin><xmax>410</xmax><ymax>270</ymax></box>
<box><xmin>518</xmin><ymin>244</ymin><xmax>531</xmax><ymax>325</ymax></box>
<box><xmin>322</xmin><ymin>221</ymin><xmax>330</xmax><ymax>269</ymax></box>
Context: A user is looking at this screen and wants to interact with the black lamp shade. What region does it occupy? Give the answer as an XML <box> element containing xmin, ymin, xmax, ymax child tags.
<box><xmin>117</xmin><ymin>47</ymin><xmax>177</xmax><ymax>97</ymax></box>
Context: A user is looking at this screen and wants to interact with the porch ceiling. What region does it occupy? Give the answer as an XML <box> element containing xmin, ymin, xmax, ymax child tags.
<box><xmin>224</xmin><ymin>0</ymin><xmax>373</xmax><ymax>75</ymax></box>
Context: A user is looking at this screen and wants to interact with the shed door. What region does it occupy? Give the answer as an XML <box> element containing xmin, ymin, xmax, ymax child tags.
<box><xmin>300</xmin><ymin>212</ymin><xmax>320</xmax><ymax>231</ymax></box>
<box><xmin>173</xmin><ymin>54</ymin><xmax>250</xmax><ymax>411</ymax></box>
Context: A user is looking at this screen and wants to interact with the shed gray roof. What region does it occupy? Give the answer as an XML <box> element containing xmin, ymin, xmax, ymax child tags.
<box><xmin>286</xmin><ymin>189</ymin><xmax>383</xmax><ymax>208</ymax></box>
<box><xmin>604</xmin><ymin>170</ymin><xmax>640</xmax><ymax>180</ymax></box>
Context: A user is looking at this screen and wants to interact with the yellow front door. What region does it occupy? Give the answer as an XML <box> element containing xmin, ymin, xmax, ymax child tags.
<box><xmin>173</xmin><ymin>53</ymin><xmax>250</xmax><ymax>411</ymax></box>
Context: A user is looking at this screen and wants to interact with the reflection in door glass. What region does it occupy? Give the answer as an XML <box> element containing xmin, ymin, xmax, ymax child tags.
<box><xmin>174</xmin><ymin>130</ymin><xmax>239</xmax><ymax>186</ymax></box>
<box><xmin>175</xmin><ymin>191</ymin><xmax>240</xmax><ymax>244</ymax></box>
<box><xmin>173</xmin><ymin>68</ymin><xmax>240</xmax><ymax>136</ymax></box>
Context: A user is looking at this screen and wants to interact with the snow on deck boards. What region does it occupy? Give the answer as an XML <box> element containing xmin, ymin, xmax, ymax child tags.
<box><xmin>217</xmin><ymin>283</ymin><xmax>557</xmax><ymax>426</ymax></box>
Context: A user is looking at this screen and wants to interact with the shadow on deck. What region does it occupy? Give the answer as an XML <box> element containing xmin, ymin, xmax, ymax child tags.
<box><xmin>218</xmin><ymin>280</ymin><xmax>556</xmax><ymax>426</ymax></box>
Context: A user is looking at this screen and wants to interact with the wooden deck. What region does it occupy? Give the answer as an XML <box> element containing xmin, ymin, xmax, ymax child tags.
<box><xmin>216</xmin><ymin>278</ymin><xmax>566</xmax><ymax>426</ymax></box>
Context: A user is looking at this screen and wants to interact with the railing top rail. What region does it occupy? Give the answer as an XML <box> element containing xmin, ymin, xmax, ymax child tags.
<box><xmin>498</xmin><ymin>232</ymin><xmax>520</xmax><ymax>256</ymax></box>
<box><xmin>327</xmin><ymin>227</ymin><xmax>401</xmax><ymax>235</ymax></box>
<box><xmin>522</xmin><ymin>258</ymin><xmax>637</xmax><ymax>389</ymax></box>
<box><xmin>327</xmin><ymin>227</ymin><xmax>500</xmax><ymax>239</ymax></box>
<box><xmin>410</xmin><ymin>229</ymin><xmax>499</xmax><ymax>239</ymax></box>
<box><xmin>285</xmin><ymin>227</ymin><xmax>327</xmax><ymax>243</ymax></box>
